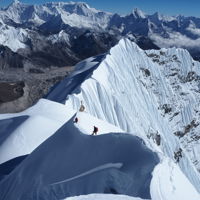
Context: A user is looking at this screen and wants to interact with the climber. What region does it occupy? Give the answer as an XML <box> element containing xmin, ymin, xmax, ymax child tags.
<box><xmin>155</xmin><ymin>132</ymin><xmax>161</xmax><ymax>146</ymax></box>
<box><xmin>92</xmin><ymin>126</ymin><xmax>98</xmax><ymax>135</ymax></box>
<box><xmin>79</xmin><ymin>100</ymin><xmax>85</xmax><ymax>112</ymax></box>
<box><xmin>74</xmin><ymin>117</ymin><xmax>78</xmax><ymax>123</ymax></box>
<box><xmin>174</xmin><ymin>148</ymin><xmax>183</xmax><ymax>163</ymax></box>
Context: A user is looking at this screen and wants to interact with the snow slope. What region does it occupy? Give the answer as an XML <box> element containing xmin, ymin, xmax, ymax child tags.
<box><xmin>66</xmin><ymin>194</ymin><xmax>146</xmax><ymax>200</ymax></box>
<box><xmin>0</xmin><ymin>99</ymin><xmax>75</xmax><ymax>164</ymax></box>
<box><xmin>0</xmin><ymin>106</ymin><xmax>198</xmax><ymax>199</ymax></box>
<box><xmin>0</xmin><ymin>114</ymin><xmax>159</xmax><ymax>200</ymax></box>
<box><xmin>46</xmin><ymin>38</ymin><xmax>200</xmax><ymax>192</ymax></box>
<box><xmin>151</xmin><ymin>158</ymin><xmax>200</xmax><ymax>200</ymax></box>
<box><xmin>0</xmin><ymin>98</ymin><xmax>124</xmax><ymax>164</ymax></box>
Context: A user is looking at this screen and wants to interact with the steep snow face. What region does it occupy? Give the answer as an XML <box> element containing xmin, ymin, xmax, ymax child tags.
<box><xmin>46</xmin><ymin>38</ymin><xmax>200</xmax><ymax>192</ymax></box>
<box><xmin>0</xmin><ymin>115</ymin><xmax>159</xmax><ymax>200</ymax></box>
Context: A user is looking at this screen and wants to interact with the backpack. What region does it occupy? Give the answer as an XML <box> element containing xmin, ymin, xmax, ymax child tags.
<box><xmin>94</xmin><ymin>126</ymin><xmax>98</xmax><ymax>132</ymax></box>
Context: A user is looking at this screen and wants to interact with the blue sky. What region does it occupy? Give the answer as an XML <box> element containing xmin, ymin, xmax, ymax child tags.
<box><xmin>1</xmin><ymin>0</ymin><xmax>200</xmax><ymax>17</ymax></box>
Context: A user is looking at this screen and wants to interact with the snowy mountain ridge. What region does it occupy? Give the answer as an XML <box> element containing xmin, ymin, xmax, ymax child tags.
<box><xmin>46</xmin><ymin>38</ymin><xmax>200</xmax><ymax>193</ymax></box>
<box><xmin>0</xmin><ymin>38</ymin><xmax>200</xmax><ymax>199</ymax></box>
<box><xmin>0</xmin><ymin>99</ymin><xmax>199</xmax><ymax>200</ymax></box>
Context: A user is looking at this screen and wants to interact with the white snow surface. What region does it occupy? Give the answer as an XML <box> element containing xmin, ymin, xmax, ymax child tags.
<box><xmin>46</xmin><ymin>38</ymin><xmax>200</xmax><ymax>192</ymax></box>
<box><xmin>0</xmin><ymin>99</ymin><xmax>75</xmax><ymax>164</ymax></box>
<box><xmin>65</xmin><ymin>194</ymin><xmax>146</xmax><ymax>200</ymax></box>
<box><xmin>151</xmin><ymin>157</ymin><xmax>200</xmax><ymax>200</ymax></box>
<box><xmin>0</xmin><ymin>99</ymin><xmax>123</xmax><ymax>164</ymax></box>
<box><xmin>75</xmin><ymin>112</ymin><xmax>123</xmax><ymax>135</ymax></box>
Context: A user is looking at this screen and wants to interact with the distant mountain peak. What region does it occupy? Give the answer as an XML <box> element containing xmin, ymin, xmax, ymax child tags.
<box><xmin>132</xmin><ymin>8</ymin><xmax>146</xmax><ymax>18</ymax></box>
<box><xmin>13</xmin><ymin>0</ymin><xmax>20</xmax><ymax>3</ymax></box>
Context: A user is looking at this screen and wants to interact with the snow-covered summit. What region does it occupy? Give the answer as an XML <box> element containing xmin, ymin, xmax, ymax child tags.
<box><xmin>132</xmin><ymin>8</ymin><xmax>146</xmax><ymax>19</ymax></box>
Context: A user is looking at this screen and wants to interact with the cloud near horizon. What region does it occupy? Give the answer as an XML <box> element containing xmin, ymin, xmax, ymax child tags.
<box><xmin>149</xmin><ymin>32</ymin><xmax>200</xmax><ymax>50</ymax></box>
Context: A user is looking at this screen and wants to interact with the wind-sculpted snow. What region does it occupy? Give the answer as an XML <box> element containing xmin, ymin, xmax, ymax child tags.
<box><xmin>46</xmin><ymin>54</ymin><xmax>106</xmax><ymax>103</ymax></box>
<box><xmin>46</xmin><ymin>38</ymin><xmax>200</xmax><ymax>192</ymax></box>
<box><xmin>0</xmin><ymin>116</ymin><xmax>159</xmax><ymax>200</ymax></box>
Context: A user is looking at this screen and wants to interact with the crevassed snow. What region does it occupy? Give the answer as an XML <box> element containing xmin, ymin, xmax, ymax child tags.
<box><xmin>46</xmin><ymin>38</ymin><xmax>200</xmax><ymax>192</ymax></box>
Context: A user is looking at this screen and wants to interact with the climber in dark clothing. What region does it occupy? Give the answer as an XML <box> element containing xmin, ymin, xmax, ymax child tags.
<box><xmin>92</xmin><ymin>126</ymin><xmax>98</xmax><ymax>135</ymax></box>
<box><xmin>174</xmin><ymin>148</ymin><xmax>183</xmax><ymax>163</ymax></box>
<box><xmin>74</xmin><ymin>117</ymin><xmax>78</xmax><ymax>123</ymax></box>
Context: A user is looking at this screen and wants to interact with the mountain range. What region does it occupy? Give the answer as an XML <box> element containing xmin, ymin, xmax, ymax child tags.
<box><xmin>1</xmin><ymin>1</ymin><xmax>200</xmax><ymax>112</ymax></box>
<box><xmin>1</xmin><ymin>0</ymin><xmax>200</xmax><ymax>68</ymax></box>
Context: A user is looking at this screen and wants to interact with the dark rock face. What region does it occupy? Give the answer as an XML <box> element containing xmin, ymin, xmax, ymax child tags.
<box><xmin>71</xmin><ymin>31</ymin><xmax>119</xmax><ymax>60</ymax></box>
<box><xmin>0</xmin><ymin>81</ymin><xmax>25</xmax><ymax>103</ymax></box>
<box><xmin>0</xmin><ymin>46</ymin><xmax>24</xmax><ymax>70</ymax></box>
<box><xmin>0</xmin><ymin>67</ymin><xmax>73</xmax><ymax>113</ymax></box>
